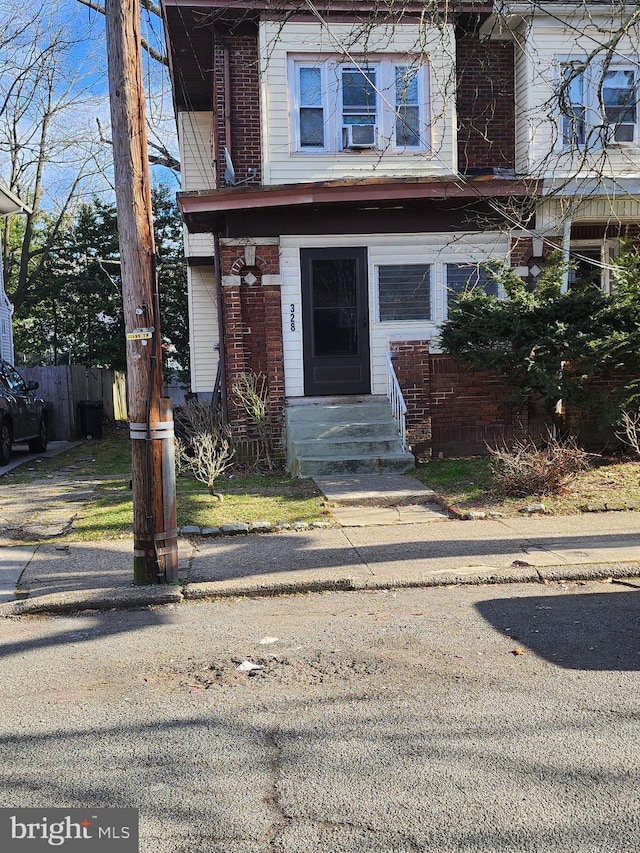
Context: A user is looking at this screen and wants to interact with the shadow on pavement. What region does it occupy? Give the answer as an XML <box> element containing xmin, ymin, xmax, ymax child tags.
<box><xmin>475</xmin><ymin>588</ymin><xmax>640</xmax><ymax>671</ymax></box>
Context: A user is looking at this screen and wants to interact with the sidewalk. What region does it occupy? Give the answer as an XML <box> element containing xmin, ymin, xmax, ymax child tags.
<box><xmin>1</xmin><ymin>473</ymin><xmax>639</xmax><ymax>616</ymax></box>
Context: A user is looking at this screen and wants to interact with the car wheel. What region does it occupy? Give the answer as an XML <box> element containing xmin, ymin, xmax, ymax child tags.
<box><xmin>0</xmin><ymin>420</ymin><xmax>11</xmax><ymax>466</ymax></box>
<box><xmin>28</xmin><ymin>417</ymin><xmax>48</xmax><ymax>453</ymax></box>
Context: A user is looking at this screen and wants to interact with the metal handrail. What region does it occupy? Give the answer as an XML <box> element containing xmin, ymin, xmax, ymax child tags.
<box><xmin>384</xmin><ymin>350</ymin><xmax>408</xmax><ymax>451</ymax></box>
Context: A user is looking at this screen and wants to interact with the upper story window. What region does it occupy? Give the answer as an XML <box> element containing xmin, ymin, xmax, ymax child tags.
<box><xmin>291</xmin><ymin>56</ymin><xmax>429</xmax><ymax>153</ymax></box>
<box><xmin>299</xmin><ymin>66</ymin><xmax>325</xmax><ymax>148</ymax></box>
<box><xmin>558</xmin><ymin>59</ymin><xmax>638</xmax><ymax>148</ymax></box>
<box><xmin>603</xmin><ymin>67</ymin><xmax>637</xmax><ymax>143</ymax></box>
<box><xmin>560</xmin><ymin>63</ymin><xmax>586</xmax><ymax>147</ymax></box>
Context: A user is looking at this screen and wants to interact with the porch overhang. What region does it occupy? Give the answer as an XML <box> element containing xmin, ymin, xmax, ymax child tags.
<box><xmin>178</xmin><ymin>175</ymin><xmax>540</xmax><ymax>237</ymax></box>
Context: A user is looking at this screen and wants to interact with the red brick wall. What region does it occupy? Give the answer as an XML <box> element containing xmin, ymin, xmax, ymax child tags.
<box><xmin>456</xmin><ymin>36</ymin><xmax>515</xmax><ymax>172</ymax></box>
<box><xmin>214</xmin><ymin>33</ymin><xmax>262</xmax><ymax>188</ymax></box>
<box><xmin>388</xmin><ymin>341</ymin><xmax>535</xmax><ymax>458</ymax></box>
<box><xmin>219</xmin><ymin>245</ymin><xmax>284</xmax><ymax>452</ymax></box>
<box><xmin>390</xmin><ymin>340</ymin><xmax>432</xmax><ymax>458</ymax></box>
<box><xmin>429</xmin><ymin>354</ymin><xmax>530</xmax><ymax>456</ymax></box>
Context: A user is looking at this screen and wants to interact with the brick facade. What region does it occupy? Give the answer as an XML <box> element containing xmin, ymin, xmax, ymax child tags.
<box><xmin>219</xmin><ymin>244</ymin><xmax>285</xmax><ymax>456</ymax></box>
<box><xmin>387</xmin><ymin>339</ymin><xmax>539</xmax><ymax>458</ymax></box>
<box><xmin>429</xmin><ymin>354</ymin><xmax>532</xmax><ymax>456</ymax></box>
<box><xmin>214</xmin><ymin>33</ymin><xmax>262</xmax><ymax>188</ymax></box>
<box><xmin>456</xmin><ymin>35</ymin><xmax>515</xmax><ymax>172</ymax></box>
<box><xmin>389</xmin><ymin>341</ymin><xmax>432</xmax><ymax>457</ymax></box>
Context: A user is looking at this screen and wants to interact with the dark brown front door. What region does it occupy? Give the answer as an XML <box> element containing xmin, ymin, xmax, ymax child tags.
<box><xmin>301</xmin><ymin>247</ymin><xmax>371</xmax><ymax>396</ymax></box>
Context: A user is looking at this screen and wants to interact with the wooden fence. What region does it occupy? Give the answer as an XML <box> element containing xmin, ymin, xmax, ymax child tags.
<box><xmin>19</xmin><ymin>366</ymin><xmax>128</xmax><ymax>441</ymax></box>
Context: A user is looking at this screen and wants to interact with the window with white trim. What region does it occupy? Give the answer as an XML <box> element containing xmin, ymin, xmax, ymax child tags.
<box><xmin>603</xmin><ymin>67</ymin><xmax>637</xmax><ymax>143</ymax></box>
<box><xmin>291</xmin><ymin>56</ymin><xmax>429</xmax><ymax>153</ymax></box>
<box><xmin>560</xmin><ymin>63</ymin><xmax>586</xmax><ymax>147</ymax></box>
<box><xmin>377</xmin><ymin>264</ymin><xmax>431</xmax><ymax>321</ymax></box>
<box><xmin>557</xmin><ymin>58</ymin><xmax>639</xmax><ymax>147</ymax></box>
<box><xmin>446</xmin><ymin>264</ymin><xmax>499</xmax><ymax>315</ymax></box>
<box><xmin>298</xmin><ymin>66</ymin><xmax>325</xmax><ymax>148</ymax></box>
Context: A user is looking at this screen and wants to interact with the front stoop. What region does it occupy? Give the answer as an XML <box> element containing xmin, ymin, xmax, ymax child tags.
<box><xmin>286</xmin><ymin>397</ymin><xmax>416</xmax><ymax>476</ymax></box>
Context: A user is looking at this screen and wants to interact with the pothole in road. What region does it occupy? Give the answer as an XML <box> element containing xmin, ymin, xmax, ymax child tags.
<box><xmin>163</xmin><ymin>650</ymin><xmax>394</xmax><ymax>690</ymax></box>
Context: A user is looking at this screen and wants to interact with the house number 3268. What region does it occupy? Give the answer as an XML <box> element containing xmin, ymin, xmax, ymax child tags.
<box><xmin>290</xmin><ymin>304</ymin><xmax>296</xmax><ymax>332</ymax></box>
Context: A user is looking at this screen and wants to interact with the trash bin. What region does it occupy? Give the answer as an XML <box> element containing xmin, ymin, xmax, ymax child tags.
<box><xmin>78</xmin><ymin>400</ymin><xmax>103</xmax><ymax>440</ymax></box>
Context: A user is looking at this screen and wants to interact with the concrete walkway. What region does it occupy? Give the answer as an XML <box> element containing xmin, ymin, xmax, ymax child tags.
<box><xmin>0</xmin><ymin>469</ymin><xmax>638</xmax><ymax>615</ymax></box>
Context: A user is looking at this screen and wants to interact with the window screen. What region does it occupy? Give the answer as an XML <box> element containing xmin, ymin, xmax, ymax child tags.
<box><xmin>378</xmin><ymin>264</ymin><xmax>431</xmax><ymax>321</ymax></box>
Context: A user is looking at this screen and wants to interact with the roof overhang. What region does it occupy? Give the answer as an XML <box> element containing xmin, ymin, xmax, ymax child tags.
<box><xmin>178</xmin><ymin>174</ymin><xmax>539</xmax><ymax>236</ymax></box>
<box><xmin>0</xmin><ymin>184</ymin><xmax>31</xmax><ymax>216</ymax></box>
<box><xmin>480</xmin><ymin>2</ymin><xmax>637</xmax><ymax>40</ymax></box>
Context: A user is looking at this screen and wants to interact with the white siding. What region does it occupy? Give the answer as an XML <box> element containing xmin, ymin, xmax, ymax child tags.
<box><xmin>513</xmin><ymin>21</ymin><xmax>533</xmax><ymax>175</ymax></box>
<box><xmin>184</xmin><ymin>230</ymin><xmax>216</xmax><ymax>258</ymax></box>
<box><xmin>280</xmin><ymin>232</ymin><xmax>509</xmax><ymax>398</ymax></box>
<box><xmin>188</xmin><ymin>266</ymin><xmax>219</xmax><ymax>393</ymax></box>
<box><xmin>514</xmin><ymin>16</ymin><xmax>640</xmax><ymax>179</ymax></box>
<box><xmin>178</xmin><ymin>111</ymin><xmax>217</xmax><ymax>192</ymax></box>
<box><xmin>259</xmin><ymin>20</ymin><xmax>457</xmax><ymax>185</ymax></box>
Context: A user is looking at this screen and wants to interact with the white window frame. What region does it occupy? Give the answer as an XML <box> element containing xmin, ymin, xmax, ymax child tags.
<box><xmin>556</xmin><ymin>56</ymin><xmax>639</xmax><ymax>149</ymax></box>
<box><xmin>444</xmin><ymin>262</ymin><xmax>501</xmax><ymax>320</ymax></box>
<box><xmin>294</xmin><ymin>62</ymin><xmax>329</xmax><ymax>151</ymax></box>
<box><xmin>558</xmin><ymin>60</ymin><xmax>587</xmax><ymax>148</ymax></box>
<box><xmin>602</xmin><ymin>64</ymin><xmax>638</xmax><ymax>145</ymax></box>
<box><xmin>288</xmin><ymin>54</ymin><xmax>430</xmax><ymax>154</ymax></box>
<box><xmin>375</xmin><ymin>263</ymin><xmax>433</xmax><ymax>323</ymax></box>
<box><xmin>568</xmin><ymin>239</ymin><xmax>618</xmax><ymax>294</ymax></box>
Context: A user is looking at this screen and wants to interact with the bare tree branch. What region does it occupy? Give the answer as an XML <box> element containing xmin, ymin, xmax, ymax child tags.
<box><xmin>76</xmin><ymin>0</ymin><xmax>169</xmax><ymax>66</ymax></box>
<box><xmin>96</xmin><ymin>118</ymin><xmax>180</xmax><ymax>172</ymax></box>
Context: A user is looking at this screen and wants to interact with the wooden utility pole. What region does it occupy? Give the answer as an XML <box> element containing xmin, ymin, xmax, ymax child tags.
<box><xmin>105</xmin><ymin>0</ymin><xmax>178</xmax><ymax>584</ymax></box>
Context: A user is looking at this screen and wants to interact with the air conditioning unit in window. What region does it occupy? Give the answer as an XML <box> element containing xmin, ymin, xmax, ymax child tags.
<box><xmin>343</xmin><ymin>124</ymin><xmax>377</xmax><ymax>149</ymax></box>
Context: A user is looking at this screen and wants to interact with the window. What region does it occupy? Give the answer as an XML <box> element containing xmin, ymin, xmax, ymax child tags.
<box><xmin>603</xmin><ymin>67</ymin><xmax>637</xmax><ymax>143</ymax></box>
<box><xmin>395</xmin><ymin>66</ymin><xmax>420</xmax><ymax>147</ymax></box>
<box><xmin>446</xmin><ymin>264</ymin><xmax>499</xmax><ymax>312</ymax></box>
<box><xmin>378</xmin><ymin>264</ymin><xmax>431</xmax><ymax>321</ymax></box>
<box><xmin>568</xmin><ymin>241</ymin><xmax>618</xmax><ymax>293</ymax></box>
<box><xmin>0</xmin><ymin>363</ymin><xmax>27</xmax><ymax>394</ymax></box>
<box><xmin>341</xmin><ymin>66</ymin><xmax>377</xmax><ymax>127</ymax></box>
<box><xmin>291</xmin><ymin>56</ymin><xmax>428</xmax><ymax>153</ymax></box>
<box><xmin>298</xmin><ymin>66</ymin><xmax>325</xmax><ymax>148</ymax></box>
<box><xmin>560</xmin><ymin>63</ymin><xmax>586</xmax><ymax>146</ymax></box>
<box><xmin>557</xmin><ymin>58</ymin><xmax>638</xmax><ymax>148</ymax></box>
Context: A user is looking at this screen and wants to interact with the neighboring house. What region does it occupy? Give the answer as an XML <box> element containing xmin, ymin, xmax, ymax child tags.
<box><xmin>0</xmin><ymin>183</ymin><xmax>30</xmax><ymax>364</ymax></box>
<box><xmin>162</xmin><ymin>0</ymin><xmax>640</xmax><ymax>467</ymax></box>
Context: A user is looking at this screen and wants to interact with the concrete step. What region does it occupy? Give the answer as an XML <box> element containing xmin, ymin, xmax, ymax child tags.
<box><xmin>286</xmin><ymin>397</ymin><xmax>415</xmax><ymax>477</ymax></box>
<box><xmin>287</xmin><ymin>401</ymin><xmax>393</xmax><ymax>425</ymax></box>
<box><xmin>288</xmin><ymin>421</ymin><xmax>399</xmax><ymax>442</ymax></box>
<box><xmin>292</xmin><ymin>436</ymin><xmax>402</xmax><ymax>458</ymax></box>
<box><xmin>294</xmin><ymin>452</ymin><xmax>415</xmax><ymax>477</ymax></box>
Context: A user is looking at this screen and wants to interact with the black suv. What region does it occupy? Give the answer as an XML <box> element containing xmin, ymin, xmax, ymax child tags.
<box><xmin>0</xmin><ymin>361</ymin><xmax>47</xmax><ymax>465</ymax></box>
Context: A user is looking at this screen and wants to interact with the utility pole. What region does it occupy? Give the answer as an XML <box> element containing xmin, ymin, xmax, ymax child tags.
<box><xmin>105</xmin><ymin>0</ymin><xmax>178</xmax><ymax>584</ymax></box>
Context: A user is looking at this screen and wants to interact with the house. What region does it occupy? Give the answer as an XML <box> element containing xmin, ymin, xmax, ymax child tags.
<box><xmin>161</xmin><ymin>0</ymin><xmax>640</xmax><ymax>468</ymax></box>
<box><xmin>0</xmin><ymin>184</ymin><xmax>27</xmax><ymax>365</ymax></box>
<box><xmin>0</xmin><ymin>183</ymin><xmax>30</xmax><ymax>364</ymax></box>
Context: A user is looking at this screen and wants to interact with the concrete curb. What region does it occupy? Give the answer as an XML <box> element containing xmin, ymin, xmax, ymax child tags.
<box><xmin>182</xmin><ymin>562</ymin><xmax>640</xmax><ymax>601</ymax></box>
<box><xmin>0</xmin><ymin>585</ymin><xmax>183</xmax><ymax>617</ymax></box>
<box><xmin>2</xmin><ymin>562</ymin><xmax>638</xmax><ymax>616</ymax></box>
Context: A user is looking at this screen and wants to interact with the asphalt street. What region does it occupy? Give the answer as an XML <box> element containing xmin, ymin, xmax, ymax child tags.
<box><xmin>0</xmin><ymin>581</ymin><xmax>638</xmax><ymax>852</ymax></box>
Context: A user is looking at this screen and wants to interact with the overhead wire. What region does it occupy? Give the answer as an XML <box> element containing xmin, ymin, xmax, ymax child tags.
<box><xmin>301</xmin><ymin>0</ymin><xmax>639</xmax><ymax>275</ymax></box>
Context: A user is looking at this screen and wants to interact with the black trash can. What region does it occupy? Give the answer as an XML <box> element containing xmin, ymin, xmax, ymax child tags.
<box><xmin>78</xmin><ymin>400</ymin><xmax>103</xmax><ymax>440</ymax></box>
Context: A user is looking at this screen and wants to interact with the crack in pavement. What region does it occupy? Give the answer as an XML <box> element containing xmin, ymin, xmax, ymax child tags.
<box><xmin>263</xmin><ymin>724</ymin><xmax>291</xmax><ymax>850</ymax></box>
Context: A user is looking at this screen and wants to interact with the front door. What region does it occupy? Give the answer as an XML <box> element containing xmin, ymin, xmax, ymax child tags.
<box><xmin>300</xmin><ymin>247</ymin><xmax>371</xmax><ymax>396</ymax></box>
